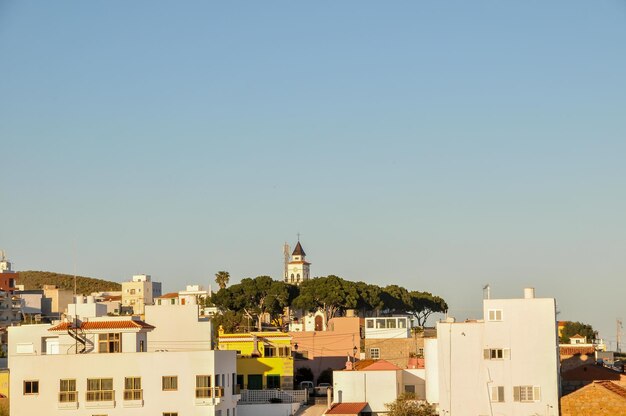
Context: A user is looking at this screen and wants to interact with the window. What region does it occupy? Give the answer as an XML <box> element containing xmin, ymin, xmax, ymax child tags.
<box><xmin>247</xmin><ymin>374</ymin><xmax>262</xmax><ymax>390</ymax></box>
<box><xmin>23</xmin><ymin>380</ymin><xmax>39</xmax><ymax>395</ymax></box>
<box><xmin>59</xmin><ymin>379</ymin><xmax>77</xmax><ymax>402</ymax></box>
<box><xmin>366</xmin><ymin>320</ymin><xmax>374</xmax><ymax>329</ymax></box>
<box><xmin>370</xmin><ymin>348</ymin><xmax>380</xmax><ymax>359</ymax></box>
<box><xmin>99</xmin><ymin>333</ymin><xmax>121</xmax><ymax>353</ymax></box>
<box><xmin>139</xmin><ymin>340</ymin><xmax>145</xmax><ymax>352</ymax></box>
<box><xmin>162</xmin><ymin>376</ymin><xmax>178</xmax><ymax>391</ymax></box>
<box><xmin>398</xmin><ymin>318</ymin><xmax>407</xmax><ymax>329</ymax></box>
<box><xmin>488</xmin><ymin>309</ymin><xmax>503</xmax><ymax>321</ymax></box>
<box><xmin>163</xmin><ymin>413</ymin><xmax>178</xmax><ymax>416</ymax></box>
<box><xmin>514</xmin><ymin>386</ymin><xmax>541</xmax><ymax>402</ymax></box>
<box><xmin>386</xmin><ymin>318</ymin><xmax>397</xmax><ymax>328</ymax></box>
<box><xmin>264</xmin><ymin>346</ymin><xmax>276</xmax><ymax>357</ymax></box>
<box><xmin>375</xmin><ymin>319</ymin><xmax>386</xmax><ymax>329</ymax></box>
<box><xmin>483</xmin><ymin>348</ymin><xmax>510</xmax><ymax>360</ymax></box>
<box><xmin>196</xmin><ymin>375</ymin><xmax>211</xmax><ymax>398</ymax></box>
<box><xmin>86</xmin><ymin>378</ymin><xmax>114</xmax><ymax>402</ymax></box>
<box><xmin>404</xmin><ymin>385</ymin><xmax>415</xmax><ymax>394</ymax></box>
<box><xmin>236</xmin><ymin>375</ymin><xmax>244</xmax><ymax>390</ymax></box>
<box><xmin>267</xmin><ymin>375</ymin><xmax>281</xmax><ymax>389</ymax></box>
<box><xmin>170</xmin><ymin>298</ymin><xmax>176</xmax><ymax>305</ymax></box>
<box><xmin>490</xmin><ymin>386</ymin><xmax>504</xmax><ymax>402</ymax></box>
<box><xmin>130</xmin><ymin>289</ymin><xmax>136</xmax><ymax>295</ymax></box>
<box><xmin>124</xmin><ymin>377</ymin><xmax>142</xmax><ymax>400</ymax></box>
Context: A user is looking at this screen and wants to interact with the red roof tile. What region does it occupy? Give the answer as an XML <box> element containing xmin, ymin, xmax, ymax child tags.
<box><xmin>326</xmin><ymin>402</ymin><xmax>368</xmax><ymax>415</ymax></box>
<box><xmin>158</xmin><ymin>292</ymin><xmax>179</xmax><ymax>299</ymax></box>
<box><xmin>359</xmin><ymin>359</ymin><xmax>401</xmax><ymax>371</ymax></box>
<box><xmin>49</xmin><ymin>320</ymin><xmax>154</xmax><ymax>331</ymax></box>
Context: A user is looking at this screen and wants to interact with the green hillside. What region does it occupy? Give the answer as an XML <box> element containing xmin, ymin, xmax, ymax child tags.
<box><xmin>16</xmin><ymin>271</ymin><xmax>122</xmax><ymax>294</ymax></box>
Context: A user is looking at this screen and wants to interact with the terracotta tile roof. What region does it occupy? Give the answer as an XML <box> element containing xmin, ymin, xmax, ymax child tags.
<box><xmin>562</xmin><ymin>364</ymin><xmax>624</xmax><ymax>381</ymax></box>
<box><xmin>158</xmin><ymin>292</ymin><xmax>179</xmax><ymax>299</ymax></box>
<box><xmin>360</xmin><ymin>359</ymin><xmax>402</xmax><ymax>371</ymax></box>
<box><xmin>326</xmin><ymin>402</ymin><xmax>368</xmax><ymax>415</ymax></box>
<box><xmin>560</xmin><ymin>345</ymin><xmax>595</xmax><ymax>356</ymax></box>
<box><xmin>350</xmin><ymin>359</ymin><xmax>401</xmax><ymax>371</ymax></box>
<box><xmin>49</xmin><ymin>320</ymin><xmax>155</xmax><ymax>331</ymax></box>
<box><xmin>596</xmin><ymin>381</ymin><xmax>626</xmax><ymax>399</ymax></box>
<box><xmin>353</xmin><ymin>359</ymin><xmax>375</xmax><ymax>370</ymax></box>
<box><xmin>570</xmin><ymin>334</ymin><xmax>585</xmax><ymax>339</ymax></box>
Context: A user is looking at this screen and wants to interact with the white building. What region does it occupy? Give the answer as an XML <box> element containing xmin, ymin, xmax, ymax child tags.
<box><xmin>8</xmin><ymin>296</ymin><xmax>238</xmax><ymax>416</ymax></box>
<box><xmin>331</xmin><ymin>359</ymin><xmax>426</xmax><ymax>414</ymax></box>
<box><xmin>364</xmin><ymin>316</ymin><xmax>411</xmax><ymax>339</ymax></box>
<box><xmin>432</xmin><ymin>287</ymin><xmax>560</xmax><ymax>416</ymax></box>
<box><xmin>121</xmin><ymin>274</ymin><xmax>162</xmax><ymax>315</ymax></box>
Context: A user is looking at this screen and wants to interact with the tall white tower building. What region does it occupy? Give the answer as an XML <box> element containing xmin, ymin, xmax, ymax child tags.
<box><xmin>286</xmin><ymin>241</ymin><xmax>310</xmax><ymax>285</ymax></box>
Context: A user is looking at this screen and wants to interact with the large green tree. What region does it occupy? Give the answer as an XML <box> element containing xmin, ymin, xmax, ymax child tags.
<box><xmin>560</xmin><ymin>321</ymin><xmax>597</xmax><ymax>344</ymax></box>
<box><xmin>292</xmin><ymin>276</ymin><xmax>358</xmax><ymax>322</ymax></box>
<box><xmin>211</xmin><ymin>276</ymin><xmax>292</xmax><ymax>331</ymax></box>
<box><xmin>407</xmin><ymin>291</ymin><xmax>448</xmax><ymax>327</ymax></box>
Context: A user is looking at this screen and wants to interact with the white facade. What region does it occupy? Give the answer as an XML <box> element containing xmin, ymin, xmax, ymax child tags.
<box><xmin>435</xmin><ymin>288</ymin><xmax>560</xmax><ymax>416</ymax></box>
<box><xmin>121</xmin><ymin>274</ymin><xmax>162</xmax><ymax>315</ymax></box>
<box><xmin>364</xmin><ymin>316</ymin><xmax>411</xmax><ymax>339</ymax></box>
<box><xmin>8</xmin><ymin>299</ymin><xmax>238</xmax><ymax>416</ymax></box>
<box><xmin>332</xmin><ymin>365</ymin><xmax>426</xmax><ymax>413</ymax></box>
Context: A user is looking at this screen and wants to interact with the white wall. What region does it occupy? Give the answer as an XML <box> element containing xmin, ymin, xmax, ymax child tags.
<box><xmin>9</xmin><ymin>349</ymin><xmax>237</xmax><ymax>416</ymax></box>
<box><xmin>436</xmin><ymin>294</ymin><xmax>560</xmax><ymax>416</ymax></box>
<box><xmin>424</xmin><ymin>337</ymin><xmax>439</xmax><ymax>404</ymax></box>
<box><xmin>145</xmin><ymin>304</ymin><xmax>212</xmax><ymax>351</ymax></box>
<box><xmin>333</xmin><ymin>370</ymin><xmax>400</xmax><ymax>413</ymax></box>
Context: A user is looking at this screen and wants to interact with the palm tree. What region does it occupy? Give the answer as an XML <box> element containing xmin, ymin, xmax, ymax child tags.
<box><xmin>215</xmin><ymin>271</ymin><xmax>230</xmax><ymax>290</ymax></box>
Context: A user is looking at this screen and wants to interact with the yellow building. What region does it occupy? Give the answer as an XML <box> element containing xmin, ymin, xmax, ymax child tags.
<box><xmin>217</xmin><ymin>327</ymin><xmax>294</xmax><ymax>390</ymax></box>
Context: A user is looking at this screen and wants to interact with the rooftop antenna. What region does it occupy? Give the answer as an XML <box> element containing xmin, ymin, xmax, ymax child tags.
<box><xmin>617</xmin><ymin>319</ymin><xmax>623</xmax><ymax>353</ymax></box>
<box><xmin>483</xmin><ymin>284</ymin><xmax>491</xmax><ymax>300</ymax></box>
<box><xmin>283</xmin><ymin>242</ymin><xmax>290</xmax><ymax>282</ymax></box>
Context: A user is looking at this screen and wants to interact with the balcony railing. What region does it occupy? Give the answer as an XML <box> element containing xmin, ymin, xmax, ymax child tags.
<box><xmin>123</xmin><ymin>389</ymin><xmax>143</xmax><ymax>401</ymax></box>
<box><xmin>86</xmin><ymin>390</ymin><xmax>115</xmax><ymax>402</ymax></box>
<box><xmin>59</xmin><ymin>391</ymin><xmax>78</xmax><ymax>403</ymax></box>
<box><xmin>240</xmin><ymin>389</ymin><xmax>308</xmax><ymax>404</ymax></box>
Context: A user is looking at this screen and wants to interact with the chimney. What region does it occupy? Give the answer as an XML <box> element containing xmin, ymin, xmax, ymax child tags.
<box><xmin>327</xmin><ymin>385</ymin><xmax>332</xmax><ymax>410</ymax></box>
<box><xmin>523</xmin><ymin>288</ymin><xmax>535</xmax><ymax>299</ymax></box>
<box><xmin>251</xmin><ymin>335</ymin><xmax>261</xmax><ymax>357</ymax></box>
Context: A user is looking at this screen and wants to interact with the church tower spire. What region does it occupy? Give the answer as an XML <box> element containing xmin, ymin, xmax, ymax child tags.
<box><xmin>286</xmin><ymin>241</ymin><xmax>311</xmax><ymax>285</ymax></box>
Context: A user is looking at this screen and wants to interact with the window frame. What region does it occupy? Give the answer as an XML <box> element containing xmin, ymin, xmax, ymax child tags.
<box><xmin>59</xmin><ymin>379</ymin><xmax>77</xmax><ymax>403</ymax></box>
<box><xmin>487</xmin><ymin>309</ymin><xmax>503</xmax><ymax>321</ymax></box>
<box><xmin>370</xmin><ymin>347</ymin><xmax>380</xmax><ymax>359</ymax></box>
<box><xmin>490</xmin><ymin>385</ymin><xmax>505</xmax><ymax>402</ymax></box>
<box><xmin>195</xmin><ymin>375</ymin><xmax>212</xmax><ymax>398</ymax></box>
<box><xmin>23</xmin><ymin>380</ymin><xmax>39</xmax><ymax>395</ymax></box>
<box><xmin>86</xmin><ymin>378</ymin><xmax>114</xmax><ymax>402</ymax></box>
<box><xmin>162</xmin><ymin>375</ymin><xmax>178</xmax><ymax>391</ymax></box>
<box><xmin>124</xmin><ymin>376</ymin><xmax>142</xmax><ymax>401</ymax></box>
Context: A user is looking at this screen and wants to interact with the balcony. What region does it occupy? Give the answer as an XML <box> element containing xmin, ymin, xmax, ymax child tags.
<box><xmin>123</xmin><ymin>389</ymin><xmax>143</xmax><ymax>408</ymax></box>
<box><xmin>194</xmin><ymin>387</ymin><xmax>224</xmax><ymax>406</ymax></box>
<box><xmin>85</xmin><ymin>390</ymin><xmax>115</xmax><ymax>409</ymax></box>
<box><xmin>58</xmin><ymin>391</ymin><xmax>78</xmax><ymax>409</ymax></box>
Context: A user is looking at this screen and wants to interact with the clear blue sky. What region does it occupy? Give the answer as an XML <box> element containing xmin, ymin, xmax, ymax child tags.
<box><xmin>1</xmin><ymin>1</ymin><xmax>625</xmax><ymax>344</ymax></box>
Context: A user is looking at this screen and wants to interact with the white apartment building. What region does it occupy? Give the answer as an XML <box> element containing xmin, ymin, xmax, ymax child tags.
<box><xmin>9</xmin><ymin>296</ymin><xmax>238</xmax><ymax>416</ymax></box>
<box><xmin>431</xmin><ymin>288</ymin><xmax>560</xmax><ymax>416</ymax></box>
<box><xmin>332</xmin><ymin>360</ymin><xmax>426</xmax><ymax>414</ymax></box>
<box><xmin>121</xmin><ymin>274</ymin><xmax>162</xmax><ymax>315</ymax></box>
